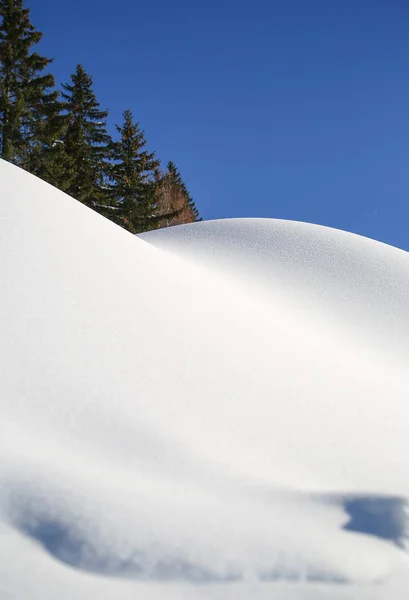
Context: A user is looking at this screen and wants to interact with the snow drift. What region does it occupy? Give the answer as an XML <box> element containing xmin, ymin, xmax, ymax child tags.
<box><xmin>0</xmin><ymin>159</ymin><xmax>408</xmax><ymax>600</ymax></box>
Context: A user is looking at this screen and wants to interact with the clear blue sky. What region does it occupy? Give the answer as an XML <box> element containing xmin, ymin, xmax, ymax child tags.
<box><xmin>27</xmin><ymin>0</ymin><xmax>408</xmax><ymax>250</ymax></box>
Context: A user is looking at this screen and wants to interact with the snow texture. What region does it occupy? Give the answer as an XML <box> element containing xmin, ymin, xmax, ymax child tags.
<box><xmin>1</xmin><ymin>159</ymin><xmax>409</xmax><ymax>599</ymax></box>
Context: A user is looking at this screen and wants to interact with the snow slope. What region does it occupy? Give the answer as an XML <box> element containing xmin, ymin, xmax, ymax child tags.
<box><xmin>1</xmin><ymin>159</ymin><xmax>409</xmax><ymax>599</ymax></box>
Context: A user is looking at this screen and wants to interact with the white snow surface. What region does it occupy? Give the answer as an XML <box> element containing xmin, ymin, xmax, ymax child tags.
<box><xmin>1</xmin><ymin>159</ymin><xmax>409</xmax><ymax>599</ymax></box>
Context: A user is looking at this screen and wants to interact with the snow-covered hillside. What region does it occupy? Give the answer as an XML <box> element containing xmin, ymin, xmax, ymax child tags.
<box><xmin>1</xmin><ymin>159</ymin><xmax>408</xmax><ymax>600</ymax></box>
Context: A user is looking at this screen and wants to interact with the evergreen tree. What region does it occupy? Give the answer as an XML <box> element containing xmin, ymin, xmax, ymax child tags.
<box><xmin>61</xmin><ymin>64</ymin><xmax>110</xmax><ymax>208</ymax></box>
<box><xmin>185</xmin><ymin>186</ymin><xmax>201</xmax><ymax>223</ymax></box>
<box><xmin>168</xmin><ymin>160</ymin><xmax>201</xmax><ymax>222</ymax></box>
<box><xmin>29</xmin><ymin>136</ymin><xmax>76</xmax><ymax>193</ymax></box>
<box><xmin>0</xmin><ymin>0</ymin><xmax>61</xmax><ymax>166</ymax></box>
<box><xmin>156</xmin><ymin>160</ymin><xmax>200</xmax><ymax>227</ymax></box>
<box><xmin>107</xmin><ymin>108</ymin><xmax>160</xmax><ymax>233</ymax></box>
<box><xmin>25</xmin><ymin>92</ymin><xmax>75</xmax><ymax>192</ymax></box>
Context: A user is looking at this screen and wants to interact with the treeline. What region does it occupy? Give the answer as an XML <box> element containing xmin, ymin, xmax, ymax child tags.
<box><xmin>0</xmin><ymin>0</ymin><xmax>200</xmax><ymax>233</ymax></box>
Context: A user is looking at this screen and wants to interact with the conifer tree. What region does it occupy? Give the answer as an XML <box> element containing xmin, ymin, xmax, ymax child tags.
<box><xmin>156</xmin><ymin>160</ymin><xmax>200</xmax><ymax>227</ymax></box>
<box><xmin>168</xmin><ymin>160</ymin><xmax>201</xmax><ymax>222</ymax></box>
<box><xmin>29</xmin><ymin>136</ymin><xmax>76</xmax><ymax>193</ymax></box>
<box><xmin>25</xmin><ymin>92</ymin><xmax>76</xmax><ymax>192</ymax></box>
<box><xmin>61</xmin><ymin>64</ymin><xmax>110</xmax><ymax>208</ymax></box>
<box><xmin>0</xmin><ymin>0</ymin><xmax>61</xmax><ymax>166</ymax></box>
<box><xmin>107</xmin><ymin>108</ymin><xmax>161</xmax><ymax>233</ymax></box>
<box><xmin>185</xmin><ymin>186</ymin><xmax>201</xmax><ymax>223</ymax></box>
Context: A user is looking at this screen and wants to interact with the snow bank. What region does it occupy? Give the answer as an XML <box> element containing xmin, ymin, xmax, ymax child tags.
<box><xmin>0</xmin><ymin>159</ymin><xmax>408</xmax><ymax>599</ymax></box>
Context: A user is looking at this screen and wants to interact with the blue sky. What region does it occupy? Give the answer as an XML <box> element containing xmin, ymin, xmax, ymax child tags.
<box><xmin>28</xmin><ymin>0</ymin><xmax>408</xmax><ymax>250</ymax></box>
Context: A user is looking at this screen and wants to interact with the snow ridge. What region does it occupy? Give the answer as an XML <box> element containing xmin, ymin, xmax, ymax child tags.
<box><xmin>1</xmin><ymin>159</ymin><xmax>409</xmax><ymax>599</ymax></box>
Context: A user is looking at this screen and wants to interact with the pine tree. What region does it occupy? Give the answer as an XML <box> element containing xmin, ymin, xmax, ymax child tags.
<box><xmin>61</xmin><ymin>64</ymin><xmax>110</xmax><ymax>208</ymax></box>
<box><xmin>107</xmin><ymin>108</ymin><xmax>160</xmax><ymax>233</ymax></box>
<box><xmin>155</xmin><ymin>160</ymin><xmax>201</xmax><ymax>227</ymax></box>
<box><xmin>25</xmin><ymin>92</ymin><xmax>76</xmax><ymax>192</ymax></box>
<box><xmin>169</xmin><ymin>160</ymin><xmax>201</xmax><ymax>222</ymax></box>
<box><xmin>184</xmin><ymin>184</ymin><xmax>201</xmax><ymax>223</ymax></box>
<box><xmin>0</xmin><ymin>0</ymin><xmax>61</xmax><ymax>166</ymax></box>
<box><xmin>29</xmin><ymin>137</ymin><xmax>76</xmax><ymax>193</ymax></box>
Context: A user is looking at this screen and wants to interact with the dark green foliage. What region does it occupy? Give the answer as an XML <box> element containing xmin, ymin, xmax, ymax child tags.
<box><xmin>168</xmin><ymin>161</ymin><xmax>202</xmax><ymax>223</ymax></box>
<box><xmin>29</xmin><ymin>139</ymin><xmax>76</xmax><ymax>193</ymax></box>
<box><xmin>0</xmin><ymin>0</ymin><xmax>61</xmax><ymax>167</ymax></box>
<box><xmin>25</xmin><ymin>92</ymin><xmax>76</xmax><ymax>191</ymax></box>
<box><xmin>107</xmin><ymin>108</ymin><xmax>161</xmax><ymax>233</ymax></box>
<box><xmin>155</xmin><ymin>160</ymin><xmax>200</xmax><ymax>227</ymax></box>
<box><xmin>61</xmin><ymin>64</ymin><xmax>111</xmax><ymax>209</ymax></box>
<box><xmin>187</xmin><ymin>192</ymin><xmax>201</xmax><ymax>222</ymax></box>
<box><xmin>168</xmin><ymin>160</ymin><xmax>201</xmax><ymax>222</ymax></box>
<box><xmin>0</xmin><ymin>0</ymin><xmax>201</xmax><ymax>228</ymax></box>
